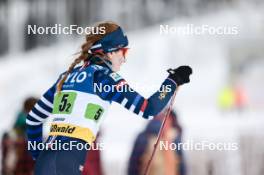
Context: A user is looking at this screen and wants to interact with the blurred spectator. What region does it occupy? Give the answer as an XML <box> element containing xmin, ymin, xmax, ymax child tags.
<box><xmin>217</xmin><ymin>86</ymin><xmax>235</xmax><ymax>111</ymax></box>
<box><xmin>1</xmin><ymin>132</ymin><xmax>13</xmax><ymax>175</ymax></box>
<box><xmin>82</xmin><ymin>135</ymin><xmax>104</xmax><ymax>175</ymax></box>
<box><xmin>14</xmin><ymin>97</ymin><xmax>38</xmax><ymax>133</ymax></box>
<box><xmin>233</xmin><ymin>85</ymin><xmax>248</xmax><ymax>112</ymax></box>
<box><xmin>1</xmin><ymin>97</ymin><xmax>38</xmax><ymax>175</ymax></box>
<box><xmin>127</xmin><ymin>110</ymin><xmax>186</xmax><ymax>175</ymax></box>
<box><xmin>217</xmin><ymin>84</ymin><xmax>248</xmax><ymax>113</ymax></box>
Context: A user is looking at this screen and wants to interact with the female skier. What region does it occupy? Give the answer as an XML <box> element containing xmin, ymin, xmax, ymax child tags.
<box><xmin>26</xmin><ymin>21</ymin><xmax>192</xmax><ymax>175</ymax></box>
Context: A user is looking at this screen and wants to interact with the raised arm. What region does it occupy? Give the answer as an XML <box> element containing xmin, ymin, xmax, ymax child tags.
<box><xmin>94</xmin><ymin>66</ymin><xmax>192</xmax><ymax>119</ymax></box>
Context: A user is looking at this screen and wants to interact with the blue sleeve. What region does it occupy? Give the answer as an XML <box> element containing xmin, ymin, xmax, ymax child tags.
<box><xmin>93</xmin><ymin>71</ymin><xmax>177</xmax><ymax>119</ymax></box>
<box><xmin>26</xmin><ymin>82</ymin><xmax>56</xmax><ymax>159</ymax></box>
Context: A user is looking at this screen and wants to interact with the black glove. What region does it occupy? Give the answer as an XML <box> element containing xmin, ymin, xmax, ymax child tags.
<box><xmin>167</xmin><ymin>66</ymin><xmax>193</xmax><ymax>86</ymax></box>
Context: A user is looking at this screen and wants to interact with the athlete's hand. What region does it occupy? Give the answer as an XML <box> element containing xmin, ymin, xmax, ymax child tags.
<box><xmin>167</xmin><ymin>66</ymin><xmax>192</xmax><ymax>86</ymax></box>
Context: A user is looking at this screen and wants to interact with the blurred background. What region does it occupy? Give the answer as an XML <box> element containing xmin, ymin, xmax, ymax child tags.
<box><xmin>0</xmin><ymin>0</ymin><xmax>264</xmax><ymax>175</ymax></box>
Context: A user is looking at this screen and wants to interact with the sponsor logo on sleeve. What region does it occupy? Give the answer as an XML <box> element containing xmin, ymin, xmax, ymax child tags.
<box><xmin>109</xmin><ymin>73</ymin><xmax>123</xmax><ymax>82</ymax></box>
<box><xmin>159</xmin><ymin>91</ymin><xmax>168</xmax><ymax>100</ymax></box>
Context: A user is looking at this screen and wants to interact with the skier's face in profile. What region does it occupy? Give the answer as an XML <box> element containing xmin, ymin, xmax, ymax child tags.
<box><xmin>107</xmin><ymin>48</ymin><xmax>128</xmax><ymax>72</ymax></box>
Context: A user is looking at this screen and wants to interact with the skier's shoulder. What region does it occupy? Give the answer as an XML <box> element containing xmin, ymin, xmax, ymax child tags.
<box><xmin>93</xmin><ymin>67</ymin><xmax>125</xmax><ymax>85</ymax></box>
<box><xmin>88</xmin><ymin>64</ymin><xmax>105</xmax><ymax>71</ymax></box>
<box><xmin>59</xmin><ymin>65</ymin><xmax>82</xmax><ymax>76</ymax></box>
<box><xmin>80</xmin><ymin>63</ymin><xmax>109</xmax><ymax>75</ymax></box>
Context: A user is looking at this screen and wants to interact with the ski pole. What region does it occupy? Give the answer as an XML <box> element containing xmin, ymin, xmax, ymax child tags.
<box><xmin>143</xmin><ymin>87</ymin><xmax>179</xmax><ymax>175</ymax></box>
